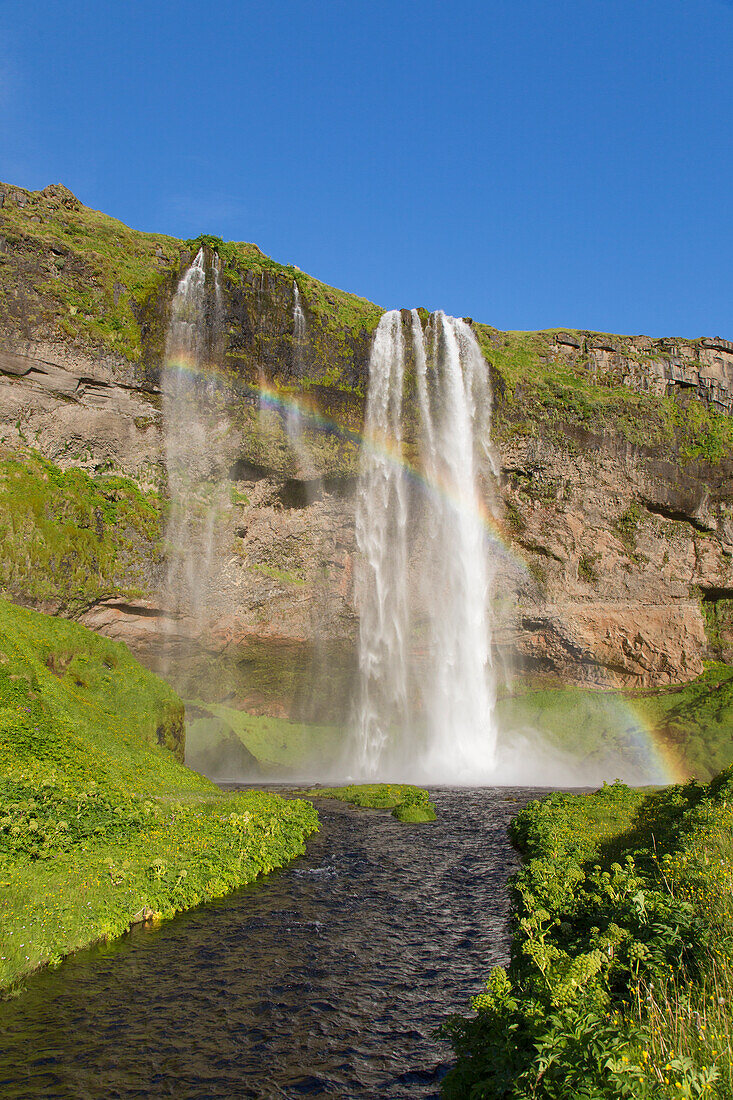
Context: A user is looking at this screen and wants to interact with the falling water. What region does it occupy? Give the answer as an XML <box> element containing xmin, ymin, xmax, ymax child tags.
<box><xmin>162</xmin><ymin>247</ymin><xmax>224</xmax><ymax>627</ymax></box>
<box><xmin>353</xmin><ymin>309</ymin><xmax>498</xmax><ymax>782</ymax></box>
<box><xmin>293</xmin><ymin>280</ymin><xmax>307</xmax><ymax>360</ymax></box>
<box><xmin>354</xmin><ymin>311</ymin><xmax>411</xmax><ymax>775</ymax></box>
<box><xmin>285</xmin><ymin>281</ymin><xmax>317</xmax><ymax>480</ymax></box>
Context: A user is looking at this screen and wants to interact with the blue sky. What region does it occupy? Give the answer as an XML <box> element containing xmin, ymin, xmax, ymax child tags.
<box><xmin>2</xmin><ymin>0</ymin><xmax>732</xmax><ymax>337</ymax></box>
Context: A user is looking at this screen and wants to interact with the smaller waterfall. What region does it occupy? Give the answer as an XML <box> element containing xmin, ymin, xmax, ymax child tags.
<box><xmin>353</xmin><ymin>309</ymin><xmax>498</xmax><ymax>782</ymax></box>
<box><xmin>286</xmin><ymin>281</ymin><xmax>319</xmax><ymax>482</ymax></box>
<box><xmin>162</xmin><ymin>247</ymin><xmax>225</xmax><ymax>628</ymax></box>
<box><xmin>293</xmin><ymin>280</ymin><xmax>307</xmax><ymax>363</ymax></box>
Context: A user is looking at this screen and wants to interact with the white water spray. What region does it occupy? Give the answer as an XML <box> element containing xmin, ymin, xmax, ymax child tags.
<box><xmin>354</xmin><ymin>311</ymin><xmax>411</xmax><ymax>775</ymax></box>
<box><xmin>353</xmin><ymin>309</ymin><xmax>498</xmax><ymax>782</ymax></box>
<box><xmin>285</xmin><ymin>281</ymin><xmax>318</xmax><ymax>480</ymax></box>
<box><xmin>162</xmin><ymin>247</ymin><xmax>224</xmax><ymax>626</ymax></box>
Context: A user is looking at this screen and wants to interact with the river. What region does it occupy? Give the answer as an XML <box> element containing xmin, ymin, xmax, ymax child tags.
<box><xmin>0</xmin><ymin>787</ymin><xmax>546</xmax><ymax>1098</ymax></box>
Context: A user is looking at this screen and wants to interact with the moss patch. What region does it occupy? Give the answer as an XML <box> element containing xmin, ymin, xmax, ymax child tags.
<box><xmin>0</xmin><ymin>183</ymin><xmax>178</xmax><ymax>361</ymax></box>
<box><xmin>186</xmin><ymin>700</ymin><xmax>340</xmax><ymax>777</ymax></box>
<box><xmin>304</xmin><ymin>783</ymin><xmax>436</xmax><ymax>822</ymax></box>
<box><xmin>475</xmin><ymin>324</ymin><xmax>733</xmax><ymax>463</ymax></box>
<box><xmin>498</xmin><ymin>664</ymin><xmax>733</xmax><ymax>783</ymax></box>
<box><xmin>0</xmin><ymin>450</ymin><xmax>162</xmax><ymax>612</ymax></box>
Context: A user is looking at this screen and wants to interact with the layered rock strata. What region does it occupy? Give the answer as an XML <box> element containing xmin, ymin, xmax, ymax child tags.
<box><xmin>1</xmin><ymin>181</ymin><xmax>732</xmax><ymax>688</ymax></box>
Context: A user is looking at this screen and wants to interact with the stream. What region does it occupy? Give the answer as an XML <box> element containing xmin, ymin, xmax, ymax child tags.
<box><xmin>0</xmin><ymin>787</ymin><xmax>545</xmax><ymax>1098</ymax></box>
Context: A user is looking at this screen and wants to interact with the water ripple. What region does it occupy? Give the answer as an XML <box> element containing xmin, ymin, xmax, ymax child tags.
<box><xmin>0</xmin><ymin>787</ymin><xmax>542</xmax><ymax>1098</ymax></box>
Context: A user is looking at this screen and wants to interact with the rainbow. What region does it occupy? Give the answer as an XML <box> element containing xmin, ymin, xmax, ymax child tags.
<box><xmin>165</xmin><ymin>351</ymin><xmax>682</xmax><ymax>784</ymax></box>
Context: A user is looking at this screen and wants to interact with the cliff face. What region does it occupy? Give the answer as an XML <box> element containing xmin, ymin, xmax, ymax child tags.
<box><xmin>1</xmin><ymin>180</ymin><xmax>732</xmax><ymax>690</ymax></box>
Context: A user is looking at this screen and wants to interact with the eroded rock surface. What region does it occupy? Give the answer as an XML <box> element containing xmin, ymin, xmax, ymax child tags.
<box><xmin>1</xmin><ymin>182</ymin><xmax>732</xmax><ymax>689</ymax></box>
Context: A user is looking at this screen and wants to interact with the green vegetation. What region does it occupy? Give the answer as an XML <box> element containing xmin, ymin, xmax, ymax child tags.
<box><xmin>3</xmin><ymin>181</ymin><xmax>730</xmax><ymax>472</ymax></box>
<box><xmin>206</xmin><ymin>234</ymin><xmax>382</xmax><ymax>355</ymax></box>
<box><xmin>0</xmin><ymin>450</ymin><xmax>162</xmax><ymax>612</ymax></box>
<box><xmin>444</xmin><ymin>771</ymin><xmax>733</xmax><ymax>1098</ymax></box>
<box><xmin>497</xmin><ymin>664</ymin><xmax>733</xmax><ymax>783</ymax></box>
<box><xmin>0</xmin><ymin>596</ymin><xmax>318</xmax><ymax>993</ymax></box>
<box><xmin>0</xmin><ymin>182</ymin><xmax>381</xmax><ymax>376</ymax></box>
<box><xmin>184</xmin><ymin>664</ymin><xmax>733</xmax><ymax>786</ymax></box>
<box><xmin>474</xmin><ymin>325</ymin><xmax>733</xmax><ymax>464</ymax></box>
<box><xmin>252</xmin><ymin>563</ymin><xmax>305</xmax><ymax>586</ymax></box>
<box><xmin>305</xmin><ymin>783</ymin><xmax>437</xmax><ymax>822</ymax></box>
<box><xmin>0</xmin><ymin>183</ymin><xmax>178</xmax><ymax>360</ymax></box>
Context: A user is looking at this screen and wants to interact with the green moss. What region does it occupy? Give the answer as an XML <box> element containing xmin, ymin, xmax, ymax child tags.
<box><xmin>578</xmin><ymin>552</ymin><xmax>599</xmax><ymax>584</ymax></box>
<box><xmin>474</xmin><ymin>324</ymin><xmax>733</xmax><ymax>465</ymax></box>
<box><xmin>0</xmin><ymin>182</ymin><xmax>381</xmax><ymax>376</ymax></box>
<box><xmin>0</xmin><ymin>184</ymin><xmax>178</xmax><ymax>361</ymax></box>
<box><xmin>305</xmin><ymin>783</ymin><xmax>437</xmax><ymax>822</ymax></box>
<box><xmin>0</xmin><ymin>596</ymin><xmax>318</xmax><ymax>993</ymax></box>
<box><xmin>252</xmin><ymin>563</ymin><xmax>305</xmax><ymax>587</ymax></box>
<box><xmin>0</xmin><ymin>450</ymin><xmax>162</xmax><ymax>611</ymax></box>
<box><xmin>615</xmin><ymin>502</ymin><xmax>644</xmax><ymax>555</ymax></box>
<box><xmin>671</xmin><ymin>399</ymin><xmax>733</xmax><ymax>463</ymax></box>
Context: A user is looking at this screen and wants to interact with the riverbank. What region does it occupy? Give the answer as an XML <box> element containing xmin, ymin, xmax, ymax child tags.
<box><xmin>444</xmin><ymin>771</ymin><xmax>733</xmax><ymax>1098</ymax></box>
<box><xmin>0</xmin><ymin>597</ymin><xmax>318</xmax><ymax>994</ymax></box>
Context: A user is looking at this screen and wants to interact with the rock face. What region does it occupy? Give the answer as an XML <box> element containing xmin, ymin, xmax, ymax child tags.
<box><xmin>1</xmin><ymin>181</ymin><xmax>732</xmax><ymax>690</ymax></box>
<box><xmin>0</xmin><ymin>342</ymin><xmax>162</xmax><ymax>486</ymax></box>
<box><xmin>498</xmin><ymin>431</ymin><xmax>733</xmax><ymax>684</ymax></box>
<box><xmin>553</xmin><ymin>331</ymin><xmax>733</xmax><ymax>414</ymax></box>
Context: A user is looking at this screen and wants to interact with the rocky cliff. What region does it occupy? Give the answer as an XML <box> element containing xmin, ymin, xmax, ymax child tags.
<box><xmin>1</xmin><ymin>180</ymin><xmax>732</xmax><ymax>692</ymax></box>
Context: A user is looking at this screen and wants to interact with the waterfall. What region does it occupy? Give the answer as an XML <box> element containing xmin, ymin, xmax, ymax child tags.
<box><xmin>292</xmin><ymin>280</ymin><xmax>306</xmax><ymax>363</ymax></box>
<box><xmin>354</xmin><ymin>311</ymin><xmax>411</xmax><ymax>775</ymax></box>
<box><xmin>162</xmin><ymin>247</ymin><xmax>224</xmax><ymax>627</ymax></box>
<box><xmin>286</xmin><ymin>281</ymin><xmax>319</xmax><ymax>484</ymax></box>
<box><xmin>353</xmin><ymin>309</ymin><xmax>498</xmax><ymax>782</ymax></box>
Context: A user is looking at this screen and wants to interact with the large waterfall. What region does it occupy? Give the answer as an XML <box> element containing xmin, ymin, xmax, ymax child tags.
<box><xmin>162</xmin><ymin>247</ymin><xmax>224</xmax><ymax>627</ymax></box>
<box><xmin>353</xmin><ymin>309</ymin><xmax>498</xmax><ymax>783</ymax></box>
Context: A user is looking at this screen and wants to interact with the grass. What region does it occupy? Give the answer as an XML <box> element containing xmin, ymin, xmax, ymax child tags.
<box><xmin>304</xmin><ymin>783</ymin><xmax>437</xmax><ymax>822</ymax></box>
<box><xmin>0</xmin><ymin>449</ymin><xmax>163</xmax><ymax>612</ymax></box>
<box><xmin>183</xmin><ymin>664</ymin><xmax>733</xmax><ymax>786</ymax></box>
<box><xmin>0</xmin><ymin>183</ymin><xmax>179</xmax><ymax>361</ymax></box>
<box><xmin>4</xmin><ymin>180</ymin><xmax>731</xmax><ymax>471</ymax></box>
<box><xmin>443</xmin><ymin>772</ymin><xmax>733</xmax><ymax>1098</ymax></box>
<box><xmin>252</xmin><ymin>563</ymin><xmax>306</xmax><ymax>586</ymax></box>
<box><xmin>0</xmin><ymin>596</ymin><xmax>318</xmax><ymax>993</ymax></box>
<box><xmin>0</xmin><ymin>181</ymin><xmax>382</xmax><ymax>378</ymax></box>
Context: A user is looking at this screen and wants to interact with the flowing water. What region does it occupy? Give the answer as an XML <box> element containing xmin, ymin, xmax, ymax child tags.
<box><xmin>286</xmin><ymin>281</ymin><xmax>319</xmax><ymax>484</ymax></box>
<box><xmin>353</xmin><ymin>311</ymin><xmax>499</xmax><ymax>783</ymax></box>
<box><xmin>0</xmin><ymin>788</ymin><xmax>542</xmax><ymax>1099</ymax></box>
<box><xmin>162</xmin><ymin>247</ymin><xmax>225</xmax><ymax>626</ymax></box>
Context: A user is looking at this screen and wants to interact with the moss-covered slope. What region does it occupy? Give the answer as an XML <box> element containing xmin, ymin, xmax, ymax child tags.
<box><xmin>498</xmin><ymin>664</ymin><xmax>733</xmax><ymax>783</ymax></box>
<box><xmin>0</xmin><ymin>180</ymin><xmax>381</xmax><ymax>391</ymax></box>
<box><xmin>0</xmin><ymin>449</ymin><xmax>163</xmax><ymax>613</ymax></box>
